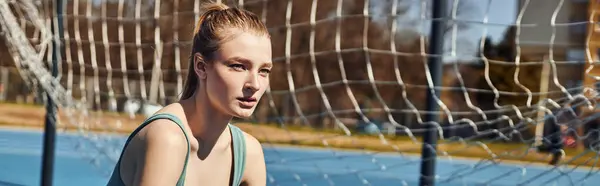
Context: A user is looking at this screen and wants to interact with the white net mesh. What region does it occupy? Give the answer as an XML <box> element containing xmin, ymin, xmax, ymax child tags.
<box><xmin>1</xmin><ymin>0</ymin><xmax>600</xmax><ymax>185</ymax></box>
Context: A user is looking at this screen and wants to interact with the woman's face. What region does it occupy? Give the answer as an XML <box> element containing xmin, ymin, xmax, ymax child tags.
<box><xmin>195</xmin><ymin>32</ymin><xmax>272</xmax><ymax>119</ymax></box>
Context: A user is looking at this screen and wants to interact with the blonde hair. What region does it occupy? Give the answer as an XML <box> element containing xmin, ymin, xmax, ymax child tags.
<box><xmin>180</xmin><ymin>2</ymin><xmax>269</xmax><ymax>100</ymax></box>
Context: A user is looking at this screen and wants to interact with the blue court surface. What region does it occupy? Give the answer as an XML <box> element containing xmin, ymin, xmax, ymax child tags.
<box><xmin>1</xmin><ymin>128</ymin><xmax>599</xmax><ymax>186</ymax></box>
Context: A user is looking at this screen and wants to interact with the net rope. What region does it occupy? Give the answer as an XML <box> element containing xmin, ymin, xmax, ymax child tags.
<box><xmin>1</xmin><ymin>0</ymin><xmax>600</xmax><ymax>185</ymax></box>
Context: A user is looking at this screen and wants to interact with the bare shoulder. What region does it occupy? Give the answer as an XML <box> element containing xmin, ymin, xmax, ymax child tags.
<box><xmin>241</xmin><ymin>130</ymin><xmax>267</xmax><ymax>185</ymax></box>
<box><xmin>138</xmin><ymin>118</ymin><xmax>189</xmax><ymax>149</ymax></box>
<box><xmin>241</xmin><ymin>131</ymin><xmax>264</xmax><ymax>157</ymax></box>
<box><xmin>121</xmin><ymin>114</ymin><xmax>190</xmax><ymax>185</ymax></box>
<box><xmin>141</xmin><ymin>103</ymin><xmax>190</xmax><ymax>146</ymax></box>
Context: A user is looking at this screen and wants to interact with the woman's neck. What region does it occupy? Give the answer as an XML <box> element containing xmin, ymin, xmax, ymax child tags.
<box><xmin>179</xmin><ymin>91</ymin><xmax>232</xmax><ymax>158</ymax></box>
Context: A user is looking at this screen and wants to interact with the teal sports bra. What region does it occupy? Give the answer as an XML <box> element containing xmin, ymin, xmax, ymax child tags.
<box><xmin>106</xmin><ymin>113</ymin><xmax>247</xmax><ymax>186</ymax></box>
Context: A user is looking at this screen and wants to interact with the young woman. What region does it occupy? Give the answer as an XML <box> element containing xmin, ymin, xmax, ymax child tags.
<box><xmin>107</xmin><ymin>2</ymin><xmax>271</xmax><ymax>186</ymax></box>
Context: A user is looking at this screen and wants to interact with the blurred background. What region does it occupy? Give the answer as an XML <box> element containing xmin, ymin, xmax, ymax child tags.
<box><xmin>1</xmin><ymin>0</ymin><xmax>600</xmax><ymax>185</ymax></box>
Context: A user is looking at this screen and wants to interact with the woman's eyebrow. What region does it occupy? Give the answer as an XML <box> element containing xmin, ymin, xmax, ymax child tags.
<box><xmin>228</xmin><ymin>56</ymin><xmax>272</xmax><ymax>68</ymax></box>
<box><xmin>262</xmin><ymin>62</ymin><xmax>273</xmax><ymax>68</ymax></box>
<box><xmin>227</xmin><ymin>56</ymin><xmax>251</xmax><ymax>64</ymax></box>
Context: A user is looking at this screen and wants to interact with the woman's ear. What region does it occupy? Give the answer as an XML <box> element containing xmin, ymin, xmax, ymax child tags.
<box><xmin>194</xmin><ymin>53</ymin><xmax>208</xmax><ymax>80</ymax></box>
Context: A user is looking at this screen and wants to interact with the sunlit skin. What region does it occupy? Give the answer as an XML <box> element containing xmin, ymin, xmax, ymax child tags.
<box><xmin>198</xmin><ymin>31</ymin><xmax>273</xmax><ymax>121</ymax></box>
<box><xmin>117</xmin><ymin>31</ymin><xmax>271</xmax><ymax>186</ymax></box>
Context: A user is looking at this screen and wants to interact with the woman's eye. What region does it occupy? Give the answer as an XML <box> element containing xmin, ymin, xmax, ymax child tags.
<box><xmin>229</xmin><ymin>64</ymin><xmax>245</xmax><ymax>71</ymax></box>
<box><xmin>259</xmin><ymin>69</ymin><xmax>271</xmax><ymax>75</ymax></box>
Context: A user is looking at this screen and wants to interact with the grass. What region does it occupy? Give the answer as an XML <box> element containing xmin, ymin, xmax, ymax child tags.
<box><xmin>0</xmin><ymin>101</ymin><xmax>597</xmax><ymax>169</ymax></box>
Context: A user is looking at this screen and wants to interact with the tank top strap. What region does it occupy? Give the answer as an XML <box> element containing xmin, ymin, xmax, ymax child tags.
<box><xmin>109</xmin><ymin>113</ymin><xmax>190</xmax><ymax>186</ymax></box>
<box><xmin>146</xmin><ymin>113</ymin><xmax>190</xmax><ymax>186</ymax></box>
<box><xmin>229</xmin><ymin>124</ymin><xmax>247</xmax><ymax>186</ymax></box>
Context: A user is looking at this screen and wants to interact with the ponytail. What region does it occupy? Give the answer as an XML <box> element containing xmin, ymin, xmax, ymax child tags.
<box><xmin>180</xmin><ymin>3</ymin><xmax>229</xmax><ymax>100</ymax></box>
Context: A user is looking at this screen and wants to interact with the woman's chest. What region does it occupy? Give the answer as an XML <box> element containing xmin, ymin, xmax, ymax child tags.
<box><xmin>183</xmin><ymin>153</ymin><xmax>235</xmax><ymax>186</ymax></box>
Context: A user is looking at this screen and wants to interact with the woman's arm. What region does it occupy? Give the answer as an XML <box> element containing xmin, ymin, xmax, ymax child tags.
<box><xmin>242</xmin><ymin>134</ymin><xmax>267</xmax><ymax>186</ymax></box>
<box><xmin>132</xmin><ymin>120</ymin><xmax>189</xmax><ymax>186</ymax></box>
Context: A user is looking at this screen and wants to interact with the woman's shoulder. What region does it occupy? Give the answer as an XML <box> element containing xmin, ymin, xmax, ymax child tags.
<box><xmin>147</xmin><ymin>103</ymin><xmax>189</xmax><ymax>128</ymax></box>
<box><xmin>134</xmin><ymin>103</ymin><xmax>190</xmax><ymax>150</ymax></box>
<box><xmin>141</xmin><ymin>117</ymin><xmax>189</xmax><ymax>147</ymax></box>
<box><xmin>238</xmin><ymin>129</ymin><xmax>266</xmax><ymax>184</ymax></box>
<box><xmin>239</xmin><ymin>130</ymin><xmax>264</xmax><ymax>157</ymax></box>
